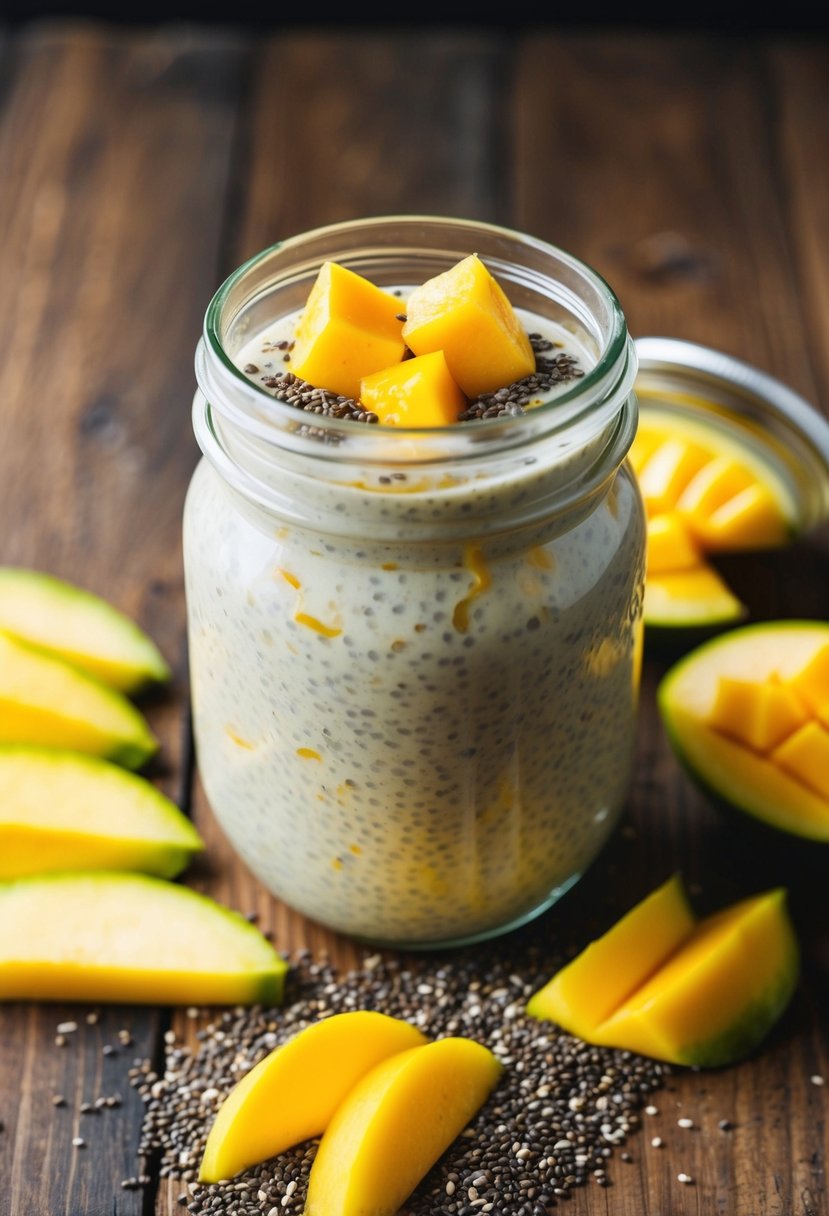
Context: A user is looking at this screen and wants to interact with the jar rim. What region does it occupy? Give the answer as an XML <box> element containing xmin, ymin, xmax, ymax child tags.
<box><xmin>200</xmin><ymin>215</ymin><xmax>631</xmax><ymax>457</ymax></box>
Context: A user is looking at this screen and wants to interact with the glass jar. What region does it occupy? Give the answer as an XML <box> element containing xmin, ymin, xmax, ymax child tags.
<box><xmin>184</xmin><ymin>216</ymin><xmax>644</xmax><ymax>948</ymax></box>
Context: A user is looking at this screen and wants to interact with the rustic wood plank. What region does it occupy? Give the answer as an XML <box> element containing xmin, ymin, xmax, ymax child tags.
<box><xmin>0</xmin><ymin>21</ymin><xmax>250</xmax><ymax>1216</ymax></box>
<box><xmin>514</xmin><ymin>31</ymin><xmax>829</xmax><ymax>1216</ymax></box>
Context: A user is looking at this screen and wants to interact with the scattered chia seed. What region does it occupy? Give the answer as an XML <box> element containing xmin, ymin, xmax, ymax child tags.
<box><xmin>102</xmin><ymin>1044</ymin><xmax>117</xmax><ymax>1057</ymax></box>
<box><xmin>677</xmin><ymin>1172</ymin><xmax>694</xmax><ymax>1184</ymax></box>
<box><xmin>72</xmin><ymin>1137</ymin><xmax>86</xmax><ymax>1148</ymax></box>
<box><xmin>811</xmin><ymin>1074</ymin><xmax>825</xmax><ymax>1086</ymax></box>
<box><xmin>651</xmin><ymin>1136</ymin><xmax>664</xmax><ymax>1148</ymax></box>
<box><xmin>56</xmin><ymin>1021</ymin><xmax>78</xmax><ymax>1034</ymax></box>
<box><xmin>644</xmin><ymin>1104</ymin><xmax>658</xmax><ymax>1115</ymax></box>
<box><xmin>677</xmin><ymin>1117</ymin><xmax>694</xmax><ymax>1129</ymax></box>
<box><xmin>134</xmin><ymin>948</ymin><xmax>667</xmax><ymax>1214</ymax></box>
<box><xmin>54</xmin><ymin>1034</ymin><xmax>67</xmax><ymax>1048</ymax></box>
<box><xmin>718</xmin><ymin>1119</ymin><xmax>734</xmax><ymax>1131</ymax></box>
<box><xmin>51</xmin><ymin>1095</ymin><xmax>66</xmax><ymax>1107</ymax></box>
<box><xmin>85</xmin><ymin>1011</ymin><xmax>100</xmax><ymax>1025</ymax></box>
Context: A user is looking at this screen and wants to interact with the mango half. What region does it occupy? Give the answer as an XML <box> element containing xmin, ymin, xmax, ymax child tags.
<box><xmin>659</xmin><ymin>620</ymin><xmax>829</xmax><ymax>840</ymax></box>
<box><xmin>630</xmin><ymin>408</ymin><xmax>795</xmax><ymax>636</ymax></box>
<box><xmin>527</xmin><ymin>876</ymin><xmax>798</xmax><ymax>1067</ymax></box>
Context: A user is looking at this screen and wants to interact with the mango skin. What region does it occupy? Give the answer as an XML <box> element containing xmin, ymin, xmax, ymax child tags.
<box><xmin>659</xmin><ymin>621</ymin><xmax>829</xmax><ymax>841</ymax></box>
<box><xmin>304</xmin><ymin>1037</ymin><xmax>502</xmax><ymax>1216</ymax></box>
<box><xmin>401</xmin><ymin>254</ymin><xmax>535</xmax><ymax>398</ymax></box>
<box><xmin>199</xmin><ymin>1012</ymin><xmax>428</xmax><ymax>1182</ymax></box>
<box><xmin>0</xmin><ymin>871</ymin><xmax>286</xmax><ymax>1006</ymax></box>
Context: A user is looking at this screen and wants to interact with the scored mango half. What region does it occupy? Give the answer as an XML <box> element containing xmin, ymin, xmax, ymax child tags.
<box><xmin>630</xmin><ymin>408</ymin><xmax>795</xmax><ymax>635</ymax></box>
<box><xmin>659</xmin><ymin>620</ymin><xmax>829</xmax><ymax>840</ymax></box>
<box><xmin>527</xmin><ymin>874</ymin><xmax>798</xmax><ymax>1067</ymax></box>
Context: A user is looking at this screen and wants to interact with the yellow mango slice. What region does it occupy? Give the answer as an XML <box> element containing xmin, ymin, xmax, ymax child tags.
<box><xmin>0</xmin><ymin>746</ymin><xmax>203</xmax><ymax>879</ymax></box>
<box><xmin>526</xmin><ymin>874</ymin><xmax>694</xmax><ymax>1034</ymax></box>
<box><xmin>685</xmin><ymin>482</ymin><xmax>790</xmax><ymax>551</ymax></box>
<box><xmin>401</xmin><ymin>254</ymin><xmax>535</xmax><ymax>398</ymax></box>
<box><xmin>0</xmin><ymin>568</ymin><xmax>170</xmax><ymax>693</ymax></box>
<box><xmin>291</xmin><ymin>262</ymin><xmax>406</xmax><ymax>399</ymax></box>
<box><xmin>0</xmin><ymin>872</ymin><xmax>287</xmax><ymax>1005</ymax></box>
<box><xmin>789</xmin><ymin>643</ymin><xmax>829</xmax><ymax>728</ymax></box>
<box><xmin>643</xmin><ymin>567</ymin><xmax>745</xmax><ymax>629</ymax></box>
<box><xmin>707</xmin><ymin>675</ymin><xmax>808</xmax><ymax>753</ymax></box>
<box><xmin>360</xmin><ymin>351</ymin><xmax>466</xmax><ymax>427</ymax></box>
<box><xmin>645</xmin><ymin>513</ymin><xmax>700</xmax><ymax>574</ymax></box>
<box><xmin>0</xmin><ymin>633</ymin><xmax>158</xmax><ymax>770</ymax></box>
<box><xmin>636</xmin><ymin>438</ymin><xmax>710</xmax><ymax>516</ymax></box>
<box><xmin>772</xmin><ymin>722</ymin><xmax>829</xmax><ymax>801</ymax></box>
<box><xmin>676</xmin><ymin>454</ymin><xmax>754</xmax><ymax>518</ymax></box>
<box><xmin>593</xmin><ymin>889</ymin><xmax>798</xmax><ymax>1066</ymax></box>
<box><xmin>659</xmin><ymin>621</ymin><xmax>829</xmax><ymax>840</ymax></box>
<box><xmin>200</xmin><ymin>1012</ymin><xmax>428</xmax><ymax>1182</ymax></box>
<box><xmin>304</xmin><ymin>1037</ymin><xmax>502</xmax><ymax>1216</ymax></box>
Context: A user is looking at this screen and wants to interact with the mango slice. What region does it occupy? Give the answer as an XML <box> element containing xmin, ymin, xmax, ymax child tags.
<box><xmin>0</xmin><ymin>567</ymin><xmax>170</xmax><ymax>693</ymax></box>
<box><xmin>0</xmin><ymin>633</ymin><xmax>158</xmax><ymax>769</ymax></box>
<box><xmin>592</xmin><ymin>889</ymin><xmax>798</xmax><ymax>1066</ymax></box>
<box><xmin>659</xmin><ymin>621</ymin><xmax>829</xmax><ymax>840</ymax></box>
<box><xmin>0</xmin><ymin>746</ymin><xmax>203</xmax><ymax>879</ymax></box>
<box><xmin>526</xmin><ymin>874</ymin><xmax>694</xmax><ymax>1035</ymax></box>
<box><xmin>290</xmin><ymin>261</ymin><xmax>406</xmax><ymax>399</ymax></box>
<box><xmin>0</xmin><ymin>871</ymin><xmax>287</xmax><ymax>1005</ymax></box>
<box><xmin>304</xmin><ymin>1037</ymin><xmax>502</xmax><ymax>1216</ymax></box>
<box><xmin>527</xmin><ymin>877</ymin><xmax>798</xmax><ymax>1067</ymax></box>
<box><xmin>360</xmin><ymin>351</ymin><xmax>466</xmax><ymax>427</ymax></box>
<box><xmin>631</xmin><ymin>410</ymin><xmax>794</xmax><ymax>636</ymax></box>
<box><xmin>401</xmin><ymin>254</ymin><xmax>535</xmax><ymax>398</ymax></box>
<box><xmin>199</xmin><ymin>1011</ymin><xmax>428</xmax><ymax>1182</ymax></box>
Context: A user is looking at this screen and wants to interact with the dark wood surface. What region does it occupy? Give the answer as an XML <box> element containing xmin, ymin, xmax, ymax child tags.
<box><xmin>1</xmin><ymin>20</ymin><xmax>828</xmax><ymax>1216</ymax></box>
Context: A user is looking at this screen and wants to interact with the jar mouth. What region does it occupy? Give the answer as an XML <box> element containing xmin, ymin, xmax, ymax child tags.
<box><xmin>199</xmin><ymin>215</ymin><xmax>632</xmax><ymax>465</ymax></box>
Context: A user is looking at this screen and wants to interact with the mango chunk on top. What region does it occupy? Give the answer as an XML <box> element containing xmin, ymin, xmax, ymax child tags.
<box><xmin>360</xmin><ymin>351</ymin><xmax>466</xmax><ymax>427</ymax></box>
<box><xmin>401</xmin><ymin>254</ymin><xmax>535</xmax><ymax>398</ymax></box>
<box><xmin>707</xmin><ymin>674</ymin><xmax>809</xmax><ymax>753</ymax></box>
<box><xmin>290</xmin><ymin>262</ymin><xmax>406</xmax><ymax>399</ymax></box>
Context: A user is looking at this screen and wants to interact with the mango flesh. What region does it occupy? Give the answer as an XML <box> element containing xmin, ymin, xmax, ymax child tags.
<box><xmin>659</xmin><ymin>621</ymin><xmax>829</xmax><ymax>840</ymax></box>
<box><xmin>631</xmin><ymin>408</ymin><xmax>793</xmax><ymax>632</ymax></box>
<box><xmin>526</xmin><ymin>873</ymin><xmax>694</xmax><ymax>1034</ymax></box>
<box><xmin>0</xmin><ymin>633</ymin><xmax>158</xmax><ymax>769</ymax></box>
<box><xmin>360</xmin><ymin>350</ymin><xmax>466</xmax><ymax>427</ymax></box>
<box><xmin>401</xmin><ymin>254</ymin><xmax>535</xmax><ymax>398</ymax></box>
<box><xmin>0</xmin><ymin>746</ymin><xmax>203</xmax><ymax>879</ymax></box>
<box><xmin>527</xmin><ymin>876</ymin><xmax>798</xmax><ymax>1067</ymax></box>
<box><xmin>0</xmin><ymin>871</ymin><xmax>287</xmax><ymax>1005</ymax></box>
<box><xmin>593</xmin><ymin>889</ymin><xmax>798</xmax><ymax>1066</ymax></box>
<box><xmin>0</xmin><ymin>567</ymin><xmax>170</xmax><ymax>693</ymax></box>
<box><xmin>304</xmin><ymin>1037</ymin><xmax>502</xmax><ymax>1216</ymax></box>
<box><xmin>199</xmin><ymin>1011</ymin><xmax>428</xmax><ymax>1182</ymax></box>
<box><xmin>290</xmin><ymin>261</ymin><xmax>406</xmax><ymax>399</ymax></box>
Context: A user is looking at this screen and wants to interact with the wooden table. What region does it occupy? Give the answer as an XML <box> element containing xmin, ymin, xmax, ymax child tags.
<box><xmin>1</xmin><ymin>19</ymin><xmax>828</xmax><ymax>1216</ymax></box>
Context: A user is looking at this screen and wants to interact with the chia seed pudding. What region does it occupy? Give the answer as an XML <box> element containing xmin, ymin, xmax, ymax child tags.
<box><xmin>184</xmin><ymin>217</ymin><xmax>644</xmax><ymax>947</ymax></box>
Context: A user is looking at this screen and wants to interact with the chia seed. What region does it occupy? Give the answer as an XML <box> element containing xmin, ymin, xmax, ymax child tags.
<box><xmin>134</xmin><ymin>948</ymin><xmax>667</xmax><ymax>1214</ymax></box>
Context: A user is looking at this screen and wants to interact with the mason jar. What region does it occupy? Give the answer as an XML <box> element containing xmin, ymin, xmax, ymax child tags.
<box><xmin>183</xmin><ymin>216</ymin><xmax>645</xmax><ymax>948</ymax></box>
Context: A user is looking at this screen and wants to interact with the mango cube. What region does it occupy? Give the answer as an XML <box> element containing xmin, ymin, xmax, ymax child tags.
<box><xmin>789</xmin><ymin>644</ymin><xmax>829</xmax><ymax>728</ymax></box>
<box><xmin>304</xmin><ymin>1037</ymin><xmax>502</xmax><ymax>1216</ymax></box>
<box><xmin>772</xmin><ymin>722</ymin><xmax>829</xmax><ymax>801</ymax></box>
<box><xmin>707</xmin><ymin>675</ymin><xmax>808</xmax><ymax>753</ymax></box>
<box><xmin>646</xmin><ymin>513</ymin><xmax>700</xmax><ymax>574</ymax></box>
<box><xmin>290</xmin><ymin>262</ymin><xmax>406</xmax><ymax>399</ymax></box>
<box><xmin>636</xmin><ymin>438</ymin><xmax>711</xmax><ymax>516</ymax></box>
<box><xmin>360</xmin><ymin>351</ymin><xmax>466</xmax><ymax>427</ymax></box>
<box><xmin>401</xmin><ymin>254</ymin><xmax>535</xmax><ymax>398</ymax></box>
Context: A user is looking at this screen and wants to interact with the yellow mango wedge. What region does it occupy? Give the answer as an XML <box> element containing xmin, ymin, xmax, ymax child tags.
<box><xmin>360</xmin><ymin>351</ymin><xmax>466</xmax><ymax>427</ymax></box>
<box><xmin>291</xmin><ymin>261</ymin><xmax>406</xmax><ymax>399</ymax></box>
<box><xmin>0</xmin><ymin>567</ymin><xmax>170</xmax><ymax>693</ymax></box>
<box><xmin>0</xmin><ymin>871</ymin><xmax>287</xmax><ymax>1005</ymax></box>
<box><xmin>593</xmin><ymin>889</ymin><xmax>798</xmax><ymax>1067</ymax></box>
<box><xmin>402</xmin><ymin>254</ymin><xmax>535</xmax><ymax>398</ymax></box>
<box><xmin>526</xmin><ymin>874</ymin><xmax>695</xmax><ymax>1035</ymax></box>
<box><xmin>304</xmin><ymin>1037</ymin><xmax>502</xmax><ymax>1216</ymax></box>
<box><xmin>200</xmin><ymin>1011</ymin><xmax>428</xmax><ymax>1182</ymax></box>
<box><xmin>0</xmin><ymin>633</ymin><xmax>158</xmax><ymax>769</ymax></box>
<box><xmin>707</xmin><ymin>675</ymin><xmax>809</xmax><ymax>753</ymax></box>
<box><xmin>0</xmin><ymin>746</ymin><xmax>203</xmax><ymax>879</ymax></box>
<box><xmin>527</xmin><ymin>876</ymin><xmax>798</xmax><ymax>1067</ymax></box>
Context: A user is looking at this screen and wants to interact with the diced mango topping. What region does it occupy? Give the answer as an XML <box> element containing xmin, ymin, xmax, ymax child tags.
<box><xmin>707</xmin><ymin>675</ymin><xmax>808</xmax><ymax>753</ymax></box>
<box><xmin>646</xmin><ymin>514</ymin><xmax>700</xmax><ymax>574</ymax></box>
<box><xmin>291</xmin><ymin>262</ymin><xmax>406</xmax><ymax>399</ymax></box>
<box><xmin>636</xmin><ymin>438</ymin><xmax>711</xmax><ymax>517</ymax></box>
<box><xmin>402</xmin><ymin>254</ymin><xmax>535</xmax><ymax>398</ymax></box>
<box><xmin>771</xmin><ymin>722</ymin><xmax>829</xmax><ymax>801</ymax></box>
<box><xmin>788</xmin><ymin>643</ymin><xmax>829</xmax><ymax>728</ymax></box>
<box><xmin>360</xmin><ymin>351</ymin><xmax>466</xmax><ymax>427</ymax></box>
